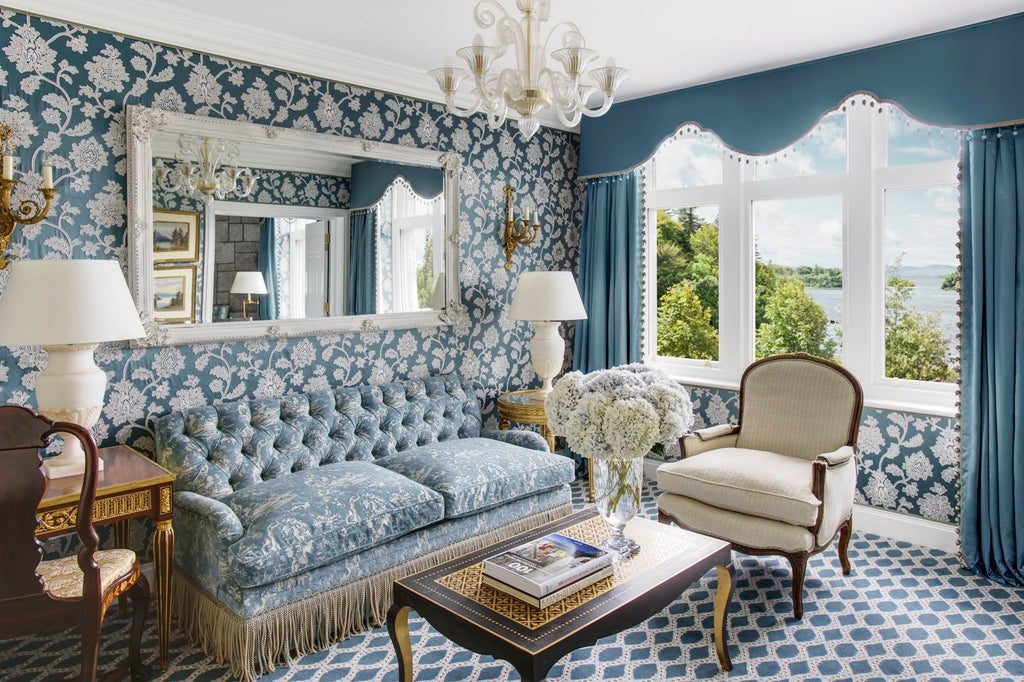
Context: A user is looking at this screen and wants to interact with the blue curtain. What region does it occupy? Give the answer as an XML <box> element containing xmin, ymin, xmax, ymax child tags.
<box><xmin>258</xmin><ymin>218</ymin><xmax>278</xmax><ymax>321</ymax></box>
<box><xmin>347</xmin><ymin>209</ymin><xmax>377</xmax><ymax>315</ymax></box>
<box><xmin>572</xmin><ymin>170</ymin><xmax>643</xmax><ymax>373</ymax></box>
<box><xmin>961</xmin><ymin>125</ymin><xmax>1024</xmax><ymax>587</ymax></box>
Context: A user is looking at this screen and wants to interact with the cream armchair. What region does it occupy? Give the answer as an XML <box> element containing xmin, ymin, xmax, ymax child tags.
<box><xmin>656</xmin><ymin>353</ymin><xmax>863</xmax><ymax>619</ymax></box>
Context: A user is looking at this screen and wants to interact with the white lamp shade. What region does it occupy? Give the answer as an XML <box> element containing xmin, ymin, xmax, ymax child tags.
<box><xmin>508</xmin><ymin>271</ymin><xmax>587</xmax><ymax>321</ymax></box>
<box><xmin>0</xmin><ymin>259</ymin><xmax>145</xmax><ymax>346</ymax></box>
<box><xmin>230</xmin><ymin>271</ymin><xmax>268</xmax><ymax>295</ymax></box>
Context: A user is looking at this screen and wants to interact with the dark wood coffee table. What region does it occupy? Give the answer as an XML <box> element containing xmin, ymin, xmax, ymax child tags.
<box><xmin>387</xmin><ymin>507</ymin><xmax>734</xmax><ymax>681</ymax></box>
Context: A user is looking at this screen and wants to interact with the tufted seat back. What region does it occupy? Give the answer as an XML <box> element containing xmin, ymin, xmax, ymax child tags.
<box><xmin>155</xmin><ymin>374</ymin><xmax>482</xmax><ymax>499</ymax></box>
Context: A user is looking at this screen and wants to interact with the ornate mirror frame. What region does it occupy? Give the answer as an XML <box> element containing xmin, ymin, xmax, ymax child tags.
<box><xmin>125</xmin><ymin>104</ymin><xmax>463</xmax><ymax>347</ymax></box>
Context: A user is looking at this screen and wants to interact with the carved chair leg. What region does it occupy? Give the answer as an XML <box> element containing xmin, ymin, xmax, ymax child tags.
<box><xmin>788</xmin><ymin>551</ymin><xmax>809</xmax><ymax>620</ymax></box>
<box><xmin>80</xmin><ymin>611</ymin><xmax>103</xmax><ymax>682</ymax></box>
<box><xmin>838</xmin><ymin>519</ymin><xmax>853</xmax><ymax>575</ymax></box>
<box><xmin>129</xmin><ymin>577</ymin><xmax>153</xmax><ymax>681</ymax></box>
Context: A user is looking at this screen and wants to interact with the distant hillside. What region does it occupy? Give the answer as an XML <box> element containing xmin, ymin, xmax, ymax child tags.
<box><xmin>891</xmin><ymin>264</ymin><xmax>957</xmax><ymax>279</ymax></box>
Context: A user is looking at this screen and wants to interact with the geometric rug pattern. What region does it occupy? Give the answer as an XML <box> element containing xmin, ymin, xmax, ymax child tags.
<box><xmin>3</xmin><ymin>478</ymin><xmax>1023</xmax><ymax>681</ymax></box>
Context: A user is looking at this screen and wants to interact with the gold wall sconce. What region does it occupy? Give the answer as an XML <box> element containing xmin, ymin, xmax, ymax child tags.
<box><xmin>0</xmin><ymin>124</ymin><xmax>57</xmax><ymax>269</ymax></box>
<box><xmin>503</xmin><ymin>184</ymin><xmax>539</xmax><ymax>270</ymax></box>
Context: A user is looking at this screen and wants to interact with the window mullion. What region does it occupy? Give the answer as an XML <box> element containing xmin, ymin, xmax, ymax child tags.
<box><xmin>844</xmin><ymin>104</ymin><xmax>876</xmax><ymax>384</ymax></box>
<box><xmin>719</xmin><ymin>156</ymin><xmax>748</xmax><ymax>380</ymax></box>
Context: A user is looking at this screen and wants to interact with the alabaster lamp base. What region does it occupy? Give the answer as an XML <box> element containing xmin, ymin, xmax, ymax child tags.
<box><xmin>37</xmin><ymin>343</ymin><xmax>106</xmax><ymax>479</ymax></box>
<box><xmin>528</xmin><ymin>320</ymin><xmax>566</xmax><ymax>396</ymax></box>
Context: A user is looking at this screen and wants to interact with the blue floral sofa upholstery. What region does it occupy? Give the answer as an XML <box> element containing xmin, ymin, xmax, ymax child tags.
<box><xmin>155</xmin><ymin>373</ymin><xmax>574</xmax><ymax>680</ymax></box>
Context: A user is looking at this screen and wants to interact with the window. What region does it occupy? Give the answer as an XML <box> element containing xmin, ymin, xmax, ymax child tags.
<box><xmin>645</xmin><ymin>99</ymin><xmax>961</xmax><ymax>412</ymax></box>
<box><xmin>378</xmin><ymin>181</ymin><xmax>445</xmax><ymax>313</ymax></box>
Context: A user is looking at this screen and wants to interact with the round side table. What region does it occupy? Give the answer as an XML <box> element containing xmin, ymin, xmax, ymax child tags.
<box><xmin>497</xmin><ymin>389</ymin><xmax>594</xmax><ymax>502</ymax></box>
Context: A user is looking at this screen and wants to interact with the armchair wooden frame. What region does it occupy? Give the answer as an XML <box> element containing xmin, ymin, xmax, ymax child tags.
<box><xmin>658</xmin><ymin>353</ymin><xmax>863</xmax><ymax>619</ymax></box>
<box><xmin>0</xmin><ymin>405</ymin><xmax>151</xmax><ymax>681</ymax></box>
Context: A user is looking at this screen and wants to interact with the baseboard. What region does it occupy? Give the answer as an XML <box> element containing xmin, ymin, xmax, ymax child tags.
<box><xmin>853</xmin><ymin>503</ymin><xmax>958</xmax><ymax>554</ymax></box>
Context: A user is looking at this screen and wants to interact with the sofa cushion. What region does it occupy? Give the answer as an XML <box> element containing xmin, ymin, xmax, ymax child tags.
<box><xmin>222</xmin><ymin>461</ymin><xmax>443</xmax><ymax>588</ymax></box>
<box><xmin>656</xmin><ymin>448</ymin><xmax>820</xmax><ymax>526</ymax></box>
<box><xmin>373</xmin><ymin>437</ymin><xmax>574</xmax><ymax>519</ymax></box>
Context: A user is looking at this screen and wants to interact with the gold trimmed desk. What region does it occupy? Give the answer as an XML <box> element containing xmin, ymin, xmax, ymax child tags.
<box><xmin>387</xmin><ymin>508</ymin><xmax>735</xmax><ymax>681</ymax></box>
<box><xmin>497</xmin><ymin>389</ymin><xmax>594</xmax><ymax>501</ymax></box>
<box><xmin>36</xmin><ymin>445</ymin><xmax>175</xmax><ymax>671</ymax></box>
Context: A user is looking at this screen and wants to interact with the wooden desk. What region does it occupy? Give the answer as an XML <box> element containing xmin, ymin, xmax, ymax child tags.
<box><xmin>497</xmin><ymin>389</ymin><xmax>593</xmax><ymax>502</ymax></box>
<box><xmin>36</xmin><ymin>445</ymin><xmax>175</xmax><ymax>671</ymax></box>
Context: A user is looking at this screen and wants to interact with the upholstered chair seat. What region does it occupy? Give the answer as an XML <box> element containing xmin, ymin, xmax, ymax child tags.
<box><xmin>657</xmin><ymin>353</ymin><xmax>863</xmax><ymax>619</ymax></box>
<box><xmin>37</xmin><ymin>549</ymin><xmax>139</xmax><ymax>599</ymax></box>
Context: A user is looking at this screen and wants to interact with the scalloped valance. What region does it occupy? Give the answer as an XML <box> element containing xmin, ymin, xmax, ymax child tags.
<box><xmin>579</xmin><ymin>12</ymin><xmax>1024</xmax><ymax>178</ymax></box>
<box><xmin>349</xmin><ymin>160</ymin><xmax>443</xmax><ymax>209</ymax></box>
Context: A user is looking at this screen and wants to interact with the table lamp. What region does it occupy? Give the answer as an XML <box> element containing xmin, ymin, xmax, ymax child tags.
<box><xmin>230</xmin><ymin>271</ymin><xmax>267</xmax><ymax>321</ymax></box>
<box><xmin>0</xmin><ymin>259</ymin><xmax>145</xmax><ymax>478</ymax></box>
<box><xmin>508</xmin><ymin>271</ymin><xmax>587</xmax><ymax>395</ymax></box>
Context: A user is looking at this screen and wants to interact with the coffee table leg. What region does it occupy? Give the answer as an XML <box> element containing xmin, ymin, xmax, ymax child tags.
<box><xmin>714</xmin><ymin>563</ymin><xmax>735</xmax><ymax>671</ymax></box>
<box><xmin>387</xmin><ymin>604</ymin><xmax>414</xmax><ymax>682</ymax></box>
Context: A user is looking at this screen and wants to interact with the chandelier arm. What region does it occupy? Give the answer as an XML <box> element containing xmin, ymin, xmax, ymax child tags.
<box><xmin>576</xmin><ymin>92</ymin><xmax>616</xmax><ymax>118</ymax></box>
<box><xmin>538</xmin><ymin>68</ymin><xmax>575</xmax><ymax>107</ymax></box>
<box><xmin>444</xmin><ymin>89</ymin><xmax>483</xmax><ymax>117</ymax></box>
<box><xmin>540</xmin><ymin>21</ymin><xmax>586</xmax><ymax>56</ymax></box>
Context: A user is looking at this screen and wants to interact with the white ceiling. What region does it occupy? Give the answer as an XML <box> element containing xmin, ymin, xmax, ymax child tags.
<box><xmin>8</xmin><ymin>0</ymin><xmax>1023</xmax><ymax>130</ymax></box>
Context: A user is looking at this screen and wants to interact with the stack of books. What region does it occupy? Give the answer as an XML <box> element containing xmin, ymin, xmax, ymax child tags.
<box><xmin>481</xmin><ymin>532</ymin><xmax>613</xmax><ymax>609</ymax></box>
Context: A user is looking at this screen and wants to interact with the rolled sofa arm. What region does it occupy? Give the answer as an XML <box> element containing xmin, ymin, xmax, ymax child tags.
<box><xmin>680</xmin><ymin>424</ymin><xmax>740</xmax><ymax>458</ymax></box>
<box><xmin>174</xmin><ymin>490</ymin><xmax>244</xmax><ymax>544</ymax></box>
<box><xmin>481</xmin><ymin>428</ymin><xmax>550</xmax><ymax>452</ymax></box>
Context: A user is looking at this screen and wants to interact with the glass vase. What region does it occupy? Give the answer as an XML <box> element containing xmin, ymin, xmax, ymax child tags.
<box><xmin>591</xmin><ymin>455</ymin><xmax>643</xmax><ymax>557</ymax></box>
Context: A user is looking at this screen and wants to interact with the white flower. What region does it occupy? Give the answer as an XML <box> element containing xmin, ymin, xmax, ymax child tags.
<box><xmin>545</xmin><ymin>364</ymin><xmax>693</xmax><ymax>460</ymax></box>
<box><xmin>85</xmin><ymin>46</ymin><xmax>129</xmax><ymax>92</ymax></box>
<box><xmin>4</xmin><ymin>25</ymin><xmax>56</xmax><ymax>74</ymax></box>
<box><xmin>184</xmin><ymin>63</ymin><xmax>222</xmax><ymax>105</ymax></box>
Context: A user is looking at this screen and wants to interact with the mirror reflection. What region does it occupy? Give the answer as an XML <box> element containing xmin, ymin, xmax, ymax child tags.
<box><xmin>151</xmin><ymin>131</ymin><xmax>446</xmax><ymax>324</ymax></box>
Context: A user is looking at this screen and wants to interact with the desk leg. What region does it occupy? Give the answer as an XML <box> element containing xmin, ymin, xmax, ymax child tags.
<box><xmin>714</xmin><ymin>563</ymin><xmax>735</xmax><ymax>671</ymax></box>
<box><xmin>154</xmin><ymin>519</ymin><xmax>174</xmax><ymax>671</ymax></box>
<box><xmin>114</xmin><ymin>520</ymin><xmax>130</xmax><ymax>614</ymax></box>
<box><xmin>387</xmin><ymin>604</ymin><xmax>414</xmax><ymax>682</ymax></box>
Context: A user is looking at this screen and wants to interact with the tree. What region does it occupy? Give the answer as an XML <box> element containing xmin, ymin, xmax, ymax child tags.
<box><xmin>656</xmin><ymin>281</ymin><xmax>718</xmax><ymax>360</ymax></box>
<box><xmin>885</xmin><ymin>273</ymin><xmax>956</xmax><ymax>381</ymax></box>
<box><xmin>682</xmin><ymin>223</ymin><xmax>720</xmax><ymax>325</ymax></box>
<box><xmin>941</xmin><ymin>270</ymin><xmax>961</xmax><ymax>291</ymax></box>
<box><xmin>415</xmin><ymin>233</ymin><xmax>434</xmax><ymax>308</ymax></box>
<box><xmin>755</xmin><ymin>279</ymin><xmax>838</xmax><ymax>360</ymax></box>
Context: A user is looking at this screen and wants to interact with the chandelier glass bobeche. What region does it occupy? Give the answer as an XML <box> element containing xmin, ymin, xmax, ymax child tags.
<box><xmin>429</xmin><ymin>0</ymin><xmax>629</xmax><ymax>140</ymax></box>
<box><xmin>153</xmin><ymin>135</ymin><xmax>257</xmax><ymax>205</ymax></box>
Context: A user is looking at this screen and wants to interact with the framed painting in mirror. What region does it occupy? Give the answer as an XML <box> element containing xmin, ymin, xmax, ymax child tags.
<box><xmin>152</xmin><ymin>208</ymin><xmax>200</xmax><ymax>263</ymax></box>
<box><xmin>153</xmin><ymin>265</ymin><xmax>197</xmax><ymax>324</ymax></box>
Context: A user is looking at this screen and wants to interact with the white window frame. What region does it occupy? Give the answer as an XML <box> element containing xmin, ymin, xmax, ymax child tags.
<box><xmin>644</xmin><ymin>103</ymin><xmax>958</xmax><ymax>415</ymax></box>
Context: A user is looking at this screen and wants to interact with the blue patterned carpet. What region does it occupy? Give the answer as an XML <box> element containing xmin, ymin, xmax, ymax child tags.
<box><xmin>3</xmin><ymin>478</ymin><xmax>1023</xmax><ymax>681</ymax></box>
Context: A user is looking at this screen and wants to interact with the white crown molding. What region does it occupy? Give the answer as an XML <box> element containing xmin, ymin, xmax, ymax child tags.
<box><xmin>2</xmin><ymin>0</ymin><xmax>574</xmax><ymax>134</ymax></box>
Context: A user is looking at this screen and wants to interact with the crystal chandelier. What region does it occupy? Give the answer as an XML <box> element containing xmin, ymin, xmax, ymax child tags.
<box><xmin>429</xmin><ymin>0</ymin><xmax>629</xmax><ymax>140</ymax></box>
<box><xmin>153</xmin><ymin>135</ymin><xmax>257</xmax><ymax>205</ymax></box>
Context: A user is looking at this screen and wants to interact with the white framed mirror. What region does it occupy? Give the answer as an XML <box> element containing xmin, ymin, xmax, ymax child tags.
<box><xmin>125</xmin><ymin>105</ymin><xmax>463</xmax><ymax>346</ymax></box>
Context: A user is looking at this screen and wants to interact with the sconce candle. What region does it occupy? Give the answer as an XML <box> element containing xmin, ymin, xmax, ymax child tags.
<box><xmin>503</xmin><ymin>184</ymin><xmax>539</xmax><ymax>270</ymax></box>
<box><xmin>0</xmin><ymin>124</ymin><xmax>59</xmax><ymax>269</ymax></box>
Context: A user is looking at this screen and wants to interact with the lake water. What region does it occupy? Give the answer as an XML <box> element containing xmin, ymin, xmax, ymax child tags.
<box><xmin>807</xmin><ymin>276</ymin><xmax>959</xmax><ymax>354</ymax></box>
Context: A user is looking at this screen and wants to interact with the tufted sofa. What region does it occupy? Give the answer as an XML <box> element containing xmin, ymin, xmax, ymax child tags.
<box><xmin>155</xmin><ymin>373</ymin><xmax>574</xmax><ymax>680</ymax></box>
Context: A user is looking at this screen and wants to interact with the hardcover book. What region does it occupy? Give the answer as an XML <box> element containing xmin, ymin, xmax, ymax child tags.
<box><xmin>481</xmin><ymin>564</ymin><xmax>615</xmax><ymax>609</ymax></box>
<box><xmin>482</xmin><ymin>532</ymin><xmax>612</xmax><ymax>598</ymax></box>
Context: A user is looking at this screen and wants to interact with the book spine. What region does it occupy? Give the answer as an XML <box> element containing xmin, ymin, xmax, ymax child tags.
<box><xmin>482</xmin><ymin>565</ymin><xmax>614</xmax><ymax>609</ymax></box>
<box><xmin>483</xmin><ymin>552</ymin><xmax>613</xmax><ymax>597</ymax></box>
<box><xmin>535</xmin><ymin>553</ymin><xmax>613</xmax><ymax>595</ymax></box>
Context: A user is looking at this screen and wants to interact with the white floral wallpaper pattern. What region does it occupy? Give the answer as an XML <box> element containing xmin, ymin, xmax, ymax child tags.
<box><xmin>0</xmin><ymin>9</ymin><xmax>581</xmax><ymax>451</ymax></box>
<box><xmin>0</xmin><ymin>9</ymin><xmax>957</xmax><ymax>525</ymax></box>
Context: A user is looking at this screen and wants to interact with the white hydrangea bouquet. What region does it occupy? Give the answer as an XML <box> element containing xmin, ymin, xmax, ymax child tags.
<box><xmin>545</xmin><ymin>364</ymin><xmax>693</xmax><ymax>554</ymax></box>
<box><xmin>545</xmin><ymin>363</ymin><xmax>694</xmax><ymax>460</ymax></box>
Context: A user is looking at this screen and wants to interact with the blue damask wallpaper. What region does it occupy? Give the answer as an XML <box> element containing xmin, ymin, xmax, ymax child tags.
<box><xmin>0</xmin><ymin>9</ymin><xmax>957</xmax><ymax>525</ymax></box>
<box><xmin>0</xmin><ymin>11</ymin><xmax>581</xmax><ymax>447</ymax></box>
